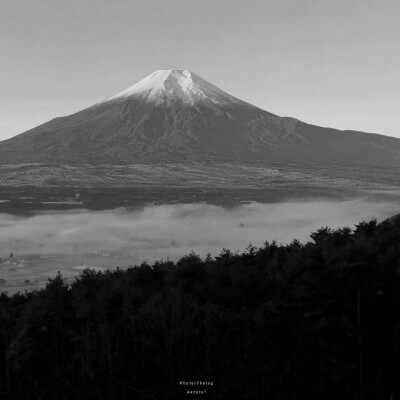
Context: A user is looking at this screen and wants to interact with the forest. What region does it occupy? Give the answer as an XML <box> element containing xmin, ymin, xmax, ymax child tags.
<box><xmin>1</xmin><ymin>215</ymin><xmax>400</xmax><ymax>399</ymax></box>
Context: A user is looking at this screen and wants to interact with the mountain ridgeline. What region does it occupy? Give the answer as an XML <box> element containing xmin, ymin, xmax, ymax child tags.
<box><xmin>1</xmin><ymin>69</ymin><xmax>400</xmax><ymax>166</ymax></box>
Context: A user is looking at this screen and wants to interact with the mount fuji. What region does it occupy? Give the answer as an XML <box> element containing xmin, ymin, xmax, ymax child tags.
<box><xmin>1</xmin><ymin>69</ymin><xmax>400</xmax><ymax>199</ymax></box>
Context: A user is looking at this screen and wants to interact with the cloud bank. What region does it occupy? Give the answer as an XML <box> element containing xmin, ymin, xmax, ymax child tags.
<box><xmin>0</xmin><ymin>199</ymin><xmax>399</xmax><ymax>265</ymax></box>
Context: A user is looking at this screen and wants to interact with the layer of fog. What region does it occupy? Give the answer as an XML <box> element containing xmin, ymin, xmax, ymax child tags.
<box><xmin>0</xmin><ymin>200</ymin><xmax>399</xmax><ymax>265</ymax></box>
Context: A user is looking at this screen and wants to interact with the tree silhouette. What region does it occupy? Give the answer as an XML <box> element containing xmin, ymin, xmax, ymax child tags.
<box><xmin>0</xmin><ymin>216</ymin><xmax>400</xmax><ymax>399</ymax></box>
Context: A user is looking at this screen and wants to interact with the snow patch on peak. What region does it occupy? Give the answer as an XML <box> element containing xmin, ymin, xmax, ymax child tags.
<box><xmin>109</xmin><ymin>69</ymin><xmax>205</xmax><ymax>104</ymax></box>
<box><xmin>107</xmin><ymin>69</ymin><xmax>246</xmax><ymax>107</ymax></box>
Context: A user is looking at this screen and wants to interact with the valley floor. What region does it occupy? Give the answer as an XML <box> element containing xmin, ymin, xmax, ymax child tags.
<box><xmin>1</xmin><ymin>159</ymin><xmax>400</xmax><ymax>294</ymax></box>
<box><xmin>1</xmin><ymin>160</ymin><xmax>400</xmax><ymax>213</ymax></box>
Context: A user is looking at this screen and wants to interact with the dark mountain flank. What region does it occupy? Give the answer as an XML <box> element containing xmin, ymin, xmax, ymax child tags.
<box><xmin>1</xmin><ymin>69</ymin><xmax>400</xmax><ymax>198</ymax></box>
<box><xmin>1</xmin><ymin>69</ymin><xmax>400</xmax><ymax>164</ymax></box>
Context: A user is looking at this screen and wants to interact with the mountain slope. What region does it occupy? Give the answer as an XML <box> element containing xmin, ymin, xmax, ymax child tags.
<box><xmin>1</xmin><ymin>69</ymin><xmax>400</xmax><ymax>167</ymax></box>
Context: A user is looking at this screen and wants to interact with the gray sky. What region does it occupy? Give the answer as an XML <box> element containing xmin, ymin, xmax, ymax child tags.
<box><xmin>0</xmin><ymin>0</ymin><xmax>399</xmax><ymax>140</ymax></box>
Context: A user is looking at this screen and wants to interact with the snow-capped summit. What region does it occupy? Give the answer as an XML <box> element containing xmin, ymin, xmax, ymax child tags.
<box><xmin>108</xmin><ymin>69</ymin><xmax>245</xmax><ymax>106</ymax></box>
<box><xmin>2</xmin><ymin>67</ymin><xmax>399</xmax><ymax>175</ymax></box>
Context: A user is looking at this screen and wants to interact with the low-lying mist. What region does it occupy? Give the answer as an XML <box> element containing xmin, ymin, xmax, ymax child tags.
<box><xmin>1</xmin><ymin>199</ymin><xmax>399</xmax><ymax>264</ymax></box>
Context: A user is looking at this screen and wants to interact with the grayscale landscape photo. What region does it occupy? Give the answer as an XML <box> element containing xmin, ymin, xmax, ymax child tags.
<box><xmin>0</xmin><ymin>1</ymin><xmax>399</xmax><ymax>399</ymax></box>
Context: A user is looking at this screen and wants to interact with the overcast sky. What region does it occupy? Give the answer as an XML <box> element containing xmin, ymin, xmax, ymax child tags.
<box><xmin>0</xmin><ymin>0</ymin><xmax>399</xmax><ymax>140</ymax></box>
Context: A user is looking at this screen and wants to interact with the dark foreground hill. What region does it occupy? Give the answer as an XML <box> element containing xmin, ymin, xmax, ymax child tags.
<box><xmin>1</xmin><ymin>214</ymin><xmax>400</xmax><ymax>399</ymax></box>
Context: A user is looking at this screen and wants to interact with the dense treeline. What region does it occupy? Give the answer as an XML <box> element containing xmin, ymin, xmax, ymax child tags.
<box><xmin>1</xmin><ymin>216</ymin><xmax>400</xmax><ymax>399</ymax></box>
